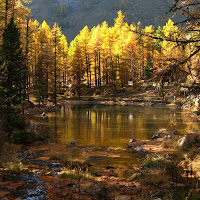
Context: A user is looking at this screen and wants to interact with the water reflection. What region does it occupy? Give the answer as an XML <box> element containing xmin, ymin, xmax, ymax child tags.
<box><xmin>29</xmin><ymin>105</ymin><xmax>200</xmax><ymax>147</ymax></box>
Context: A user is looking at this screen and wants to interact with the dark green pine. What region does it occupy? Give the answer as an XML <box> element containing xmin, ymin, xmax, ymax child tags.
<box><xmin>0</xmin><ymin>17</ymin><xmax>27</xmax><ymax>107</ymax></box>
<box><xmin>0</xmin><ymin>17</ymin><xmax>27</xmax><ymax>138</ymax></box>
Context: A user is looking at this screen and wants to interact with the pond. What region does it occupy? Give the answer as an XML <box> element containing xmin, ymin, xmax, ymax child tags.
<box><xmin>29</xmin><ymin>105</ymin><xmax>199</xmax><ymax>147</ymax></box>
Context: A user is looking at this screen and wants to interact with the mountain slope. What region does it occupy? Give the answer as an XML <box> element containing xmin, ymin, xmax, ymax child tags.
<box><xmin>28</xmin><ymin>0</ymin><xmax>183</xmax><ymax>42</ymax></box>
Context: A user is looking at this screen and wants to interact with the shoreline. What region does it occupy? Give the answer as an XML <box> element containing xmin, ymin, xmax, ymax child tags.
<box><xmin>58</xmin><ymin>99</ymin><xmax>179</xmax><ymax>108</ymax></box>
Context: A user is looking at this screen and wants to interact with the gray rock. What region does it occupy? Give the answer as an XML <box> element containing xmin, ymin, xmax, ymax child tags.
<box><xmin>129</xmin><ymin>138</ymin><xmax>137</xmax><ymax>143</ymax></box>
<box><xmin>127</xmin><ymin>143</ymin><xmax>133</xmax><ymax>148</ymax></box>
<box><xmin>152</xmin><ymin>132</ymin><xmax>162</xmax><ymax>140</ymax></box>
<box><xmin>141</xmin><ymin>140</ymin><xmax>146</xmax><ymax>145</ymax></box>
<box><xmin>156</xmin><ymin>142</ymin><xmax>161</xmax><ymax>145</ymax></box>
<box><xmin>152</xmin><ymin>129</ymin><xmax>168</xmax><ymax>140</ymax></box>
<box><xmin>134</xmin><ymin>146</ymin><xmax>148</xmax><ymax>154</ymax></box>
<box><xmin>164</xmin><ymin>135</ymin><xmax>173</xmax><ymax>140</ymax></box>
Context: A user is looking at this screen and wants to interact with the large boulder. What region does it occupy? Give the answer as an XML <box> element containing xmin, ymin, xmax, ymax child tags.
<box><xmin>179</xmin><ymin>132</ymin><xmax>200</xmax><ymax>148</ymax></box>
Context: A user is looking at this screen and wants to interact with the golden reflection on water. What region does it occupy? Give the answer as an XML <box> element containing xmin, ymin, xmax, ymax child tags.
<box><xmin>29</xmin><ymin>105</ymin><xmax>200</xmax><ymax>147</ymax></box>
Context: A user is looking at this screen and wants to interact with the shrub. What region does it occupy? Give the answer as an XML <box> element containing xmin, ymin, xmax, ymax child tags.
<box><xmin>36</xmin><ymin>131</ymin><xmax>50</xmax><ymax>142</ymax></box>
<box><xmin>7</xmin><ymin>160</ymin><xmax>26</xmax><ymax>173</ymax></box>
<box><xmin>161</xmin><ymin>138</ymin><xmax>179</xmax><ymax>149</ymax></box>
<box><xmin>12</xmin><ymin>130</ymin><xmax>36</xmax><ymax>144</ymax></box>
<box><xmin>127</xmin><ymin>172</ymin><xmax>141</xmax><ymax>182</ymax></box>
<box><xmin>59</xmin><ymin>169</ymin><xmax>93</xmax><ymax>180</ymax></box>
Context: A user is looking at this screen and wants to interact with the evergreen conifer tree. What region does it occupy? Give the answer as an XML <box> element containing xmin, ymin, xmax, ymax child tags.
<box><xmin>0</xmin><ymin>17</ymin><xmax>27</xmax><ymax>137</ymax></box>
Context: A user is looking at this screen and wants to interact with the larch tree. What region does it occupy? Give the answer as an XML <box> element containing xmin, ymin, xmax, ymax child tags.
<box><xmin>58</xmin><ymin>34</ymin><xmax>68</xmax><ymax>92</ymax></box>
<box><xmin>34</xmin><ymin>20</ymin><xmax>52</xmax><ymax>102</ymax></box>
<box><xmin>100</xmin><ymin>21</ymin><xmax>109</xmax><ymax>85</ymax></box>
<box><xmin>101</xmin><ymin>25</ymin><xmax>115</xmax><ymax>85</ymax></box>
<box><xmin>124</xmin><ymin>27</ymin><xmax>139</xmax><ymax>82</ymax></box>
<box><xmin>90</xmin><ymin>25</ymin><xmax>102</xmax><ymax>87</ymax></box>
<box><xmin>52</xmin><ymin>22</ymin><xmax>63</xmax><ymax>105</ymax></box>
<box><xmin>78</xmin><ymin>26</ymin><xmax>91</xmax><ymax>88</ymax></box>
<box><xmin>143</xmin><ymin>25</ymin><xmax>155</xmax><ymax>80</ymax></box>
<box><xmin>68</xmin><ymin>37</ymin><xmax>85</xmax><ymax>97</ymax></box>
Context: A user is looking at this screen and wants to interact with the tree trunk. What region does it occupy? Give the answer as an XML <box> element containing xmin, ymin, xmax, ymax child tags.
<box><xmin>25</xmin><ymin>19</ymin><xmax>30</xmax><ymax>101</ymax></box>
<box><xmin>94</xmin><ymin>53</ymin><xmax>97</xmax><ymax>87</ymax></box>
<box><xmin>54</xmin><ymin>32</ymin><xmax>57</xmax><ymax>106</ymax></box>
<box><xmin>98</xmin><ymin>52</ymin><xmax>101</xmax><ymax>86</ymax></box>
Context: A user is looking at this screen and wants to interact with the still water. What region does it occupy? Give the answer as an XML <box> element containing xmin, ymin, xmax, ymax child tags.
<box><xmin>29</xmin><ymin>105</ymin><xmax>199</xmax><ymax>147</ymax></box>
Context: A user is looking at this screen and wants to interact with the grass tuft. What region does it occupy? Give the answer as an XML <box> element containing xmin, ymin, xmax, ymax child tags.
<box><xmin>59</xmin><ymin>169</ymin><xmax>94</xmax><ymax>180</ymax></box>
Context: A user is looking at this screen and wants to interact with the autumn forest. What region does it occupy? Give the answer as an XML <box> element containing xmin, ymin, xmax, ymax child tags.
<box><xmin>0</xmin><ymin>0</ymin><xmax>199</xmax><ymax>104</ymax></box>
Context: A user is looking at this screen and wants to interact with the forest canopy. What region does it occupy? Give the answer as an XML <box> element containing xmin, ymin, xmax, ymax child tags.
<box><xmin>0</xmin><ymin>0</ymin><xmax>199</xmax><ymax>101</ymax></box>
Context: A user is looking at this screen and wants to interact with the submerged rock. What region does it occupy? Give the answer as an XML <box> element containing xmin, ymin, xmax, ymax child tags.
<box><xmin>129</xmin><ymin>138</ymin><xmax>137</xmax><ymax>143</ymax></box>
<box><xmin>134</xmin><ymin>146</ymin><xmax>148</xmax><ymax>154</ymax></box>
<box><xmin>41</xmin><ymin>112</ymin><xmax>45</xmax><ymax>116</ymax></box>
<box><xmin>70</xmin><ymin>141</ymin><xmax>76</xmax><ymax>145</ymax></box>
<box><xmin>66</xmin><ymin>141</ymin><xmax>76</xmax><ymax>148</ymax></box>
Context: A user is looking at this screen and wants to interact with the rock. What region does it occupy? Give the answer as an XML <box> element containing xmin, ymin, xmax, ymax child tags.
<box><xmin>66</xmin><ymin>141</ymin><xmax>76</xmax><ymax>148</ymax></box>
<box><xmin>164</xmin><ymin>135</ymin><xmax>172</xmax><ymax>140</ymax></box>
<box><xmin>170</xmin><ymin>129</ymin><xmax>180</xmax><ymax>135</ymax></box>
<box><xmin>87</xmin><ymin>182</ymin><xmax>106</xmax><ymax>197</ymax></box>
<box><xmin>41</xmin><ymin>112</ymin><xmax>45</xmax><ymax>116</ymax></box>
<box><xmin>127</xmin><ymin>143</ymin><xmax>133</xmax><ymax>148</ymax></box>
<box><xmin>70</xmin><ymin>141</ymin><xmax>76</xmax><ymax>145</ymax></box>
<box><xmin>129</xmin><ymin>138</ymin><xmax>137</xmax><ymax>143</ymax></box>
<box><xmin>156</xmin><ymin>142</ymin><xmax>161</xmax><ymax>145</ymax></box>
<box><xmin>141</xmin><ymin>140</ymin><xmax>146</xmax><ymax>145</ymax></box>
<box><xmin>157</xmin><ymin>103</ymin><xmax>164</xmax><ymax>106</ymax></box>
<box><xmin>115</xmin><ymin>195</ymin><xmax>131</xmax><ymax>200</ymax></box>
<box><xmin>106</xmin><ymin>166</ymin><xmax>115</xmax><ymax>169</ymax></box>
<box><xmin>179</xmin><ymin>132</ymin><xmax>200</xmax><ymax>147</ymax></box>
<box><xmin>152</xmin><ymin>129</ymin><xmax>168</xmax><ymax>140</ymax></box>
<box><xmin>152</xmin><ymin>133</ymin><xmax>161</xmax><ymax>140</ymax></box>
<box><xmin>134</xmin><ymin>146</ymin><xmax>148</xmax><ymax>154</ymax></box>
